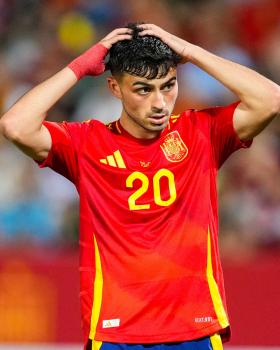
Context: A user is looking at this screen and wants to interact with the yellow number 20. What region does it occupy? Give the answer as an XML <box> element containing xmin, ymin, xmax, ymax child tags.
<box><xmin>126</xmin><ymin>169</ymin><xmax>177</xmax><ymax>211</ymax></box>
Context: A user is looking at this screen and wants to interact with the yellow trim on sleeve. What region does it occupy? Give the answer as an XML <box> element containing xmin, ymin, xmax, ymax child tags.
<box><xmin>207</xmin><ymin>229</ymin><xmax>229</xmax><ymax>328</ymax></box>
<box><xmin>89</xmin><ymin>236</ymin><xmax>104</xmax><ymax>339</ymax></box>
<box><xmin>210</xmin><ymin>333</ymin><xmax>223</xmax><ymax>350</ymax></box>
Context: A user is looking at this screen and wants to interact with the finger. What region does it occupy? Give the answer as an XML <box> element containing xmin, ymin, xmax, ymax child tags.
<box><xmin>137</xmin><ymin>23</ymin><xmax>156</xmax><ymax>30</ymax></box>
<box><xmin>110</xmin><ymin>34</ymin><xmax>132</xmax><ymax>44</ymax></box>
<box><xmin>104</xmin><ymin>28</ymin><xmax>133</xmax><ymax>40</ymax></box>
<box><xmin>112</xmin><ymin>28</ymin><xmax>133</xmax><ymax>36</ymax></box>
<box><xmin>138</xmin><ymin>30</ymin><xmax>156</xmax><ymax>36</ymax></box>
<box><xmin>101</xmin><ymin>34</ymin><xmax>132</xmax><ymax>48</ymax></box>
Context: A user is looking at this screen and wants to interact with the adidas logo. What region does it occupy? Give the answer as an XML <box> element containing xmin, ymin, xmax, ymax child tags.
<box><xmin>100</xmin><ymin>150</ymin><xmax>126</xmax><ymax>168</ymax></box>
<box><xmin>102</xmin><ymin>318</ymin><xmax>120</xmax><ymax>328</ymax></box>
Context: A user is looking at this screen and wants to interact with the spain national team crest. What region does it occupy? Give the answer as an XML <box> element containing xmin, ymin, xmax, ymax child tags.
<box><xmin>160</xmin><ymin>131</ymin><xmax>188</xmax><ymax>162</ymax></box>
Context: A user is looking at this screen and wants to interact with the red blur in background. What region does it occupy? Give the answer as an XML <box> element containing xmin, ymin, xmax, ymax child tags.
<box><xmin>0</xmin><ymin>247</ymin><xmax>279</xmax><ymax>346</ymax></box>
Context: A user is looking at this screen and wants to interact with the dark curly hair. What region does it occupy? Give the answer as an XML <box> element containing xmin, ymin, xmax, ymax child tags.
<box><xmin>106</xmin><ymin>23</ymin><xmax>181</xmax><ymax>79</ymax></box>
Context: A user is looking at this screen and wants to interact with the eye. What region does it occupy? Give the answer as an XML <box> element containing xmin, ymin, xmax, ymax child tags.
<box><xmin>162</xmin><ymin>83</ymin><xmax>175</xmax><ymax>91</ymax></box>
<box><xmin>136</xmin><ymin>87</ymin><xmax>151</xmax><ymax>95</ymax></box>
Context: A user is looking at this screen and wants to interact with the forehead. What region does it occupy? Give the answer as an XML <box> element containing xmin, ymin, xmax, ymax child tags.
<box><xmin>119</xmin><ymin>67</ymin><xmax>177</xmax><ymax>87</ymax></box>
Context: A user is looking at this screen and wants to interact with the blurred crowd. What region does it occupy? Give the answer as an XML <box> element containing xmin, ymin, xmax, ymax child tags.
<box><xmin>0</xmin><ymin>0</ymin><xmax>279</xmax><ymax>257</ymax></box>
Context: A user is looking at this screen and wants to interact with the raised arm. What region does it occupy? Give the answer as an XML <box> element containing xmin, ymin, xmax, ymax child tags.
<box><xmin>139</xmin><ymin>24</ymin><xmax>280</xmax><ymax>141</ymax></box>
<box><xmin>0</xmin><ymin>28</ymin><xmax>132</xmax><ymax>161</ymax></box>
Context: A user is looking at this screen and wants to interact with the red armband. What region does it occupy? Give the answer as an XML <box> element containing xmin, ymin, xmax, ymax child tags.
<box><xmin>68</xmin><ymin>43</ymin><xmax>108</xmax><ymax>80</ymax></box>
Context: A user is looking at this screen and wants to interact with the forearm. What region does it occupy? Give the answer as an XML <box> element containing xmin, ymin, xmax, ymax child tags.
<box><xmin>138</xmin><ymin>23</ymin><xmax>280</xmax><ymax>138</ymax></box>
<box><xmin>188</xmin><ymin>45</ymin><xmax>280</xmax><ymax>114</ymax></box>
<box><xmin>0</xmin><ymin>28</ymin><xmax>132</xmax><ymax>143</ymax></box>
<box><xmin>0</xmin><ymin>67</ymin><xmax>77</xmax><ymax>140</ymax></box>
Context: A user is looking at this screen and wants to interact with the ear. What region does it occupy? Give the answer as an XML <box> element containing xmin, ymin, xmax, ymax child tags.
<box><xmin>107</xmin><ymin>76</ymin><xmax>122</xmax><ymax>100</ymax></box>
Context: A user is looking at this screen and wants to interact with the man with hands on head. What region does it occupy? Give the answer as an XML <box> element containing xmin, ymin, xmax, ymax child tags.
<box><xmin>1</xmin><ymin>23</ymin><xmax>280</xmax><ymax>350</ymax></box>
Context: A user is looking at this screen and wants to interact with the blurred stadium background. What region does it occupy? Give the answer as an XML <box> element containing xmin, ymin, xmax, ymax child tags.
<box><xmin>0</xmin><ymin>0</ymin><xmax>280</xmax><ymax>348</ymax></box>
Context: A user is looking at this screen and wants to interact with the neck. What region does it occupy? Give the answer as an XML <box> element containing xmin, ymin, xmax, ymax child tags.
<box><xmin>119</xmin><ymin>111</ymin><xmax>161</xmax><ymax>140</ymax></box>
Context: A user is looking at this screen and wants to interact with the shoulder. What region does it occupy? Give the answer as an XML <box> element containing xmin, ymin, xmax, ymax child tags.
<box><xmin>168</xmin><ymin>108</ymin><xmax>215</xmax><ymax>140</ymax></box>
<box><xmin>169</xmin><ymin>110</ymin><xmax>193</xmax><ymax>125</ymax></box>
<box><xmin>169</xmin><ymin>108</ymin><xmax>207</xmax><ymax>129</ymax></box>
<box><xmin>194</xmin><ymin>102</ymin><xmax>240</xmax><ymax>119</ymax></box>
<box><xmin>173</xmin><ymin>102</ymin><xmax>240</xmax><ymax>127</ymax></box>
<box><xmin>42</xmin><ymin>118</ymin><xmax>109</xmax><ymax>149</ymax></box>
<box><xmin>63</xmin><ymin>118</ymin><xmax>107</xmax><ymax>136</ymax></box>
<box><xmin>75</xmin><ymin>119</ymin><xmax>121</xmax><ymax>142</ymax></box>
<box><xmin>84</xmin><ymin>119</ymin><xmax>118</xmax><ymax>132</ymax></box>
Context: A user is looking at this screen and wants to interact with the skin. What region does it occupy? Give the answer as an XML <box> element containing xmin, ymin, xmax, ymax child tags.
<box><xmin>0</xmin><ymin>24</ymin><xmax>279</xmax><ymax>162</ymax></box>
<box><xmin>138</xmin><ymin>24</ymin><xmax>280</xmax><ymax>141</ymax></box>
<box><xmin>0</xmin><ymin>27</ymin><xmax>132</xmax><ymax>161</ymax></box>
<box><xmin>107</xmin><ymin>69</ymin><xmax>178</xmax><ymax>139</ymax></box>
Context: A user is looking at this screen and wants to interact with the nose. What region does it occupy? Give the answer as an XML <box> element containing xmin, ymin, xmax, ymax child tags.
<box><xmin>151</xmin><ymin>91</ymin><xmax>166</xmax><ymax>112</ymax></box>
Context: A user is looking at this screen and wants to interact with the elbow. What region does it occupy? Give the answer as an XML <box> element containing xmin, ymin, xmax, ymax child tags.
<box><xmin>0</xmin><ymin>115</ymin><xmax>22</xmax><ymax>142</ymax></box>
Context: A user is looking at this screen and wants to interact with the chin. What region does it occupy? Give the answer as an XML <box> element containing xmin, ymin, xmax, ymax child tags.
<box><xmin>150</xmin><ymin>123</ymin><xmax>167</xmax><ymax>131</ymax></box>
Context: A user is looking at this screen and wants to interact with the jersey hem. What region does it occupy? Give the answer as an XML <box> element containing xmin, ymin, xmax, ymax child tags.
<box><xmin>91</xmin><ymin>322</ymin><xmax>228</xmax><ymax>343</ymax></box>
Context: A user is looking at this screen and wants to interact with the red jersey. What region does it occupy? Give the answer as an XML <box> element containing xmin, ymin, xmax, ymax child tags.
<box><xmin>39</xmin><ymin>102</ymin><xmax>251</xmax><ymax>346</ymax></box>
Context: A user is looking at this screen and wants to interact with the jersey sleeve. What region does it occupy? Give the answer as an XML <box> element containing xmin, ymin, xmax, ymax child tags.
<box><xmin>37</xmin><ymin>120</ymin><xmax>89</xmax><ymax>184</ymax></box>
<box><xmin>206</xmin><ymin>101</ymin><xmax>252</xmax><ymax>168</ymax></box>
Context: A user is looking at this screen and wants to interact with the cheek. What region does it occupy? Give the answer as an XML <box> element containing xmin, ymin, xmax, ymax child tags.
<box><xmin>167</xmin><ymin>89</ymin><xmax>178</xmax><ymax>107</ymax></box>
<box><xmin>172</xmin><ymin>85</ymin><xmax>179</xmax><ymax>99</ymax></box>
<box><xmin>124</xmin><ymin>95</ymin><xmax>147</xmax><ymax>113</ymax></box>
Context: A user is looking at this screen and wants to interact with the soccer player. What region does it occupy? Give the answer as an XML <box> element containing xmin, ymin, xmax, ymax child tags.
<box><xmin>1</xmin><ymin>23</ymin><xmax>280</xmax><ymax>350</ymax></box>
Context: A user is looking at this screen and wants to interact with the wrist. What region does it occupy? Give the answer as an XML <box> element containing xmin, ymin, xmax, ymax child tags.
<box><xmin>67</xmin><ymin>59</ymin><xmax>84</xmax><ymax>81</ymax></box>
<box><xmin>182</xmin><ymin>44</ymin><xmax>201</xmax><ymax>63</ymax></box>
<box><xmin>68</xmin><ymin>43</ymin><xmax>108</xmax><ymax>80</ymax></box>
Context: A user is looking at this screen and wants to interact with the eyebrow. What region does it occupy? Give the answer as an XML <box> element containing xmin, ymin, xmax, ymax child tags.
<box><xmin>132</xmin><ymin>76</ymin><xmax>177</xmax><ymax>88</ymax></box>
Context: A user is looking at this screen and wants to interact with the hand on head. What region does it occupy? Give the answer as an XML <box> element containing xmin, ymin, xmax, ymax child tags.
<box><xmin>68</xmin><ymin>23</ymin><xmax>191</xmax><ymax>81</ymax></box>
<box><xmin>138</xmin><ymin>23</ymin><xmax>193</xmax><ymax>63</ymax></box>
<box><xmin>68</xmin><ymin>27</ymin><xmax>132</xmax><ymax>80</ymax></box>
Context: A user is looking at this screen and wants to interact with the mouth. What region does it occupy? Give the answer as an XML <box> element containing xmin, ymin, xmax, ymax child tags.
<box><xmin>147</xmin><ymin>114</ymin><xmax>168</xmax><ymax>125</ymax></box>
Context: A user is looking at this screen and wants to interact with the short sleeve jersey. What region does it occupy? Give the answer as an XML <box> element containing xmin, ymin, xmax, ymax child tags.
<box><xmin>38</xmin><ymin>102</ymin><xmax>251</xmax><ymax>346</ymax></box>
